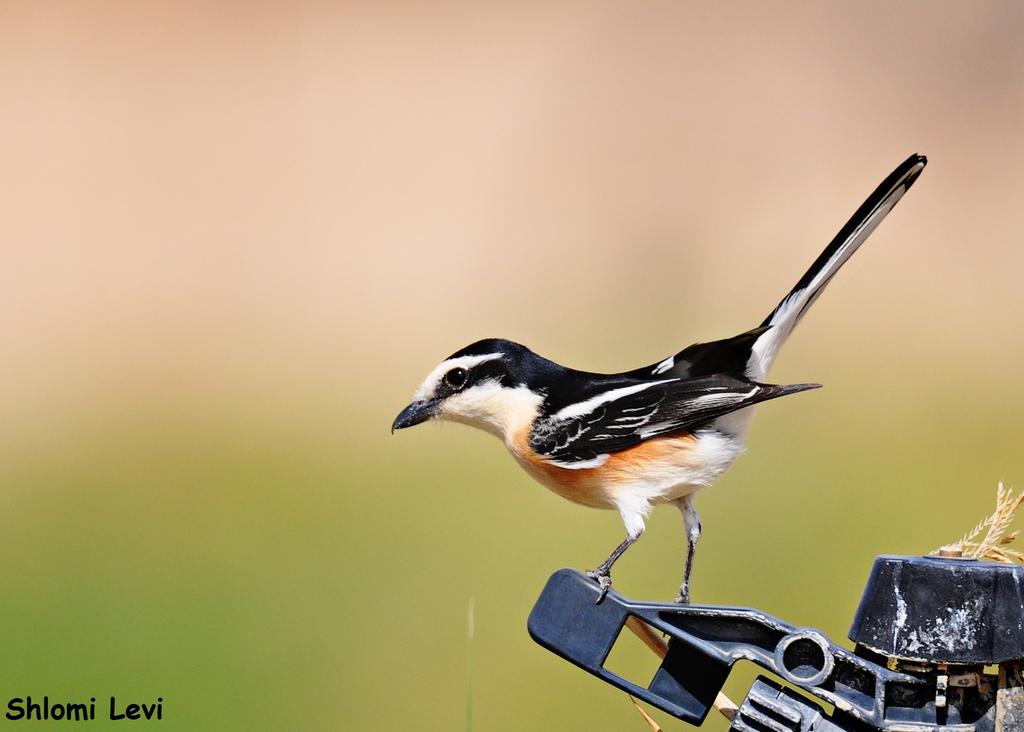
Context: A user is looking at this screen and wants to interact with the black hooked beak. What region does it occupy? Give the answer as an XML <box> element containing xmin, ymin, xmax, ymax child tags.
<box><xmin>391</xmin><ymin>400</ymin><xmax>438</xmax><ymax>433</ymax></box>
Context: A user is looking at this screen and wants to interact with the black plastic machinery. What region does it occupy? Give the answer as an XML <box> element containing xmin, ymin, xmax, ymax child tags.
<box><xmin>528</xmin><ymin>555</ymin><xmax>1024</xmax><ymax>730</ymax></box>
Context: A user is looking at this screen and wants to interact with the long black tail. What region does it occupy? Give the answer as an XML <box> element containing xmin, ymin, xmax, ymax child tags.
<box><xmin>746</xmin><ymin>153</ymin><xmax>927</xmax><ymax>379</ymax></box>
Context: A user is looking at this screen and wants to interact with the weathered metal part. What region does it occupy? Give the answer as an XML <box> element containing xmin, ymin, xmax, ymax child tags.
<box><xmin>849</xmin><ymin>556</ymin><xmax>1024</xmax><ymax>665</ymax></box>
<box><xmin>950</xmin><ymin>673</ymin><xmax>980</xmax><ymax>688</ymax></box>
<box><xmin>998</xmin><ymin>662</ymin><xmax>1024</xmax><ymax>732</ymax></box>
<box><xmin>937</xmin><ymin>670</ymin><xmax>949</xmax><ymax>709</ymax></box>
<box><xmin>732</xmin><ymin>678</ymin><xmax>846</xmax><ymax>732</ymax></box>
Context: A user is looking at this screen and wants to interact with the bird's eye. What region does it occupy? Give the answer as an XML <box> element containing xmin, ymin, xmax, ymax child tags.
<box><xmin>444</xmin><ymin>367</ymin><xmax>468</xmax><ymax>390</ymax></box>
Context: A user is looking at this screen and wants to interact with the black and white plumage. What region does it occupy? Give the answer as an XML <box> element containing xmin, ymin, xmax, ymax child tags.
<box><xmin>529</xmin><ymin>374</ymin><xmax>817</xmax><ymax>467</ymax></box>
<box><xmin>394</xmin><ymin>154</ymin><xmax>927</xmax><ymax>602</ymax></box>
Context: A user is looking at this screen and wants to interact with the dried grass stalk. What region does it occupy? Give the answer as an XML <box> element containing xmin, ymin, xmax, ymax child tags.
<box><xmin>935</xmin><ymin>482</ymin><xmax>1024</xmax><ymax>562</ymax></box>
<box><xmin>629</xmin><ymin>696</ymin><xmax>663</xmax><ymax>731</ymax></box>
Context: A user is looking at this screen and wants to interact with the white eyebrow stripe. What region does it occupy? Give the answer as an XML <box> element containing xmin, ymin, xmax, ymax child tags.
<box><xmin>552</xmin><ymin>380</ymin><xmax>676</xmax><ymax>421</ymax></box>
<box><xmin>412</xmin><ymin>352</ymin><xmax>504</xmax><ymax>401</ymax></box>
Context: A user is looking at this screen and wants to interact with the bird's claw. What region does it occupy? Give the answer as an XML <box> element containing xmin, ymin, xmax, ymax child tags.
<box><xmin>586</xmin><ymin>569</ymin><xmax>613</xmax><ymax>604</ymax></box>
<box><xmin>674</xmin><ymin>585</ymin><xmax>691</xmax><ymax>605</ymax></box>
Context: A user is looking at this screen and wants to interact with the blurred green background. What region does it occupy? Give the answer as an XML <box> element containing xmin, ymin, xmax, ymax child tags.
<box><xmin>2</xmin><ymin>2</ymin><xmax>1024</xmax><ymax>729</ymax></box>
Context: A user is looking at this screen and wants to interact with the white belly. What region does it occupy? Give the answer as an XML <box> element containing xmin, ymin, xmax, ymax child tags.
<box><xmin>617</xmin><ymin>428</ymin><xmax>746</xmax><ymax>505</ymax></box>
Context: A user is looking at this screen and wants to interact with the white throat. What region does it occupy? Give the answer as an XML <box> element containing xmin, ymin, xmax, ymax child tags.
<box><xmin>441</xmin><ymin>383</ymin><xmax>543</xmax><ymax>443</ymax></box>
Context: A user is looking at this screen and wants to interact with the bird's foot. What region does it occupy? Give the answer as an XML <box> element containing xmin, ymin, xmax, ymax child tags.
<box><xmin>674</xmin><ymin>584</ymin><xmax>691</xmax><ymax>605</ymax></box>
<box><xmin>585</xmin><ymin>568</ymin><xmax>613</xmax><ymax>604</ymax></box>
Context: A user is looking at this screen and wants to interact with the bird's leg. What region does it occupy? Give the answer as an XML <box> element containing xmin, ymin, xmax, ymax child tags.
<box><xmin>675</xmin><ymin>496</ymin><xmax>702</xmax><ymax>604</ymax></box>
<box><xmin>586</xmin><ymin>536</ymin><xmax>636</xmax><ymax>603</ymax></box>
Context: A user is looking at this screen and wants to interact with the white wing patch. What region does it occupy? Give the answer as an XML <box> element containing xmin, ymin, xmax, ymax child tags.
<box><xmin>605</xmin><ymin>404</ymin><xmax>661</xmax><ymax>431</ymax></box>
<box><xmin>686</xmin><ymin>387</ymin><xmax>758</xmax><ymax>408</ymax></box>
<box><xmin>652</xmin><ymin>356</ymin><xmax>675</xmax><ymax>375</ymax></box>
<box><xmin>638</xmin><ymin>421</ymin><xmax>679</xmax><ymax>439</ymax></box>
<box><xmin>549</xmin><ymin>454</ymin><xmax>610</xmax><ymax>469</ymax></box>
<box><xmin>553</xmin><ymin>379</ymin><xmax>676</xmax><ymax>421</ymax></box>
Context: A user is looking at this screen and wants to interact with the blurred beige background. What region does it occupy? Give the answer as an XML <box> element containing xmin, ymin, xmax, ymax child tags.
<box><xmin>2</xmin><ymin>2</ymin><xmax>1023</xmax><ymax>730</ymax></box>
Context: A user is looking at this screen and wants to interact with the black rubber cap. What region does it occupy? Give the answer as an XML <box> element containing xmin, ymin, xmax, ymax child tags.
<box><xmin>849</xmin><ymin>555</ymin><xmax>1024</xmax><ymax>664</ymax></box>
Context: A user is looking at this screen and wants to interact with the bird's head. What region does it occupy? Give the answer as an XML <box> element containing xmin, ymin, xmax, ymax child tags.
<box><xmin>392</xmin><ymin>338</ymin><xmax>550</xmax><ymax>441</ymax></box>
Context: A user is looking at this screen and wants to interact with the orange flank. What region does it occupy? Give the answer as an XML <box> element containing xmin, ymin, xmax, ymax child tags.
<box><xmin>509</xmin><ymin>426</ymin><xmax>698</xmax><ymax>510</ymax></box>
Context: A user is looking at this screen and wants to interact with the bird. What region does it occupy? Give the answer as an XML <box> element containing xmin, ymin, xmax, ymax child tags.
<box><xmin>392</xmin><ymin>154</ymin><xmax>927</xmax><ymax>604</ymax></box>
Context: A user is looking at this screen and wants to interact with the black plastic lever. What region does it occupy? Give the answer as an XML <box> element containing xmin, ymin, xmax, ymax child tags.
<box><xmin>528</xmin><ymin>568</ymin><xmax>918</xmax><ymax>726</ymax></box>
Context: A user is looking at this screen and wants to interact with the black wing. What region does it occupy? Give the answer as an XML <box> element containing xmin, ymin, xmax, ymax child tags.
<box><xmin>624</xmin><ymin>326</ymin><xmax>771</xmax><ymax>380</ymax></box>
<box><xmin>530</xmin><ymin>374</ymin><xmax>818</xmax><ymax>466</ymax></box>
